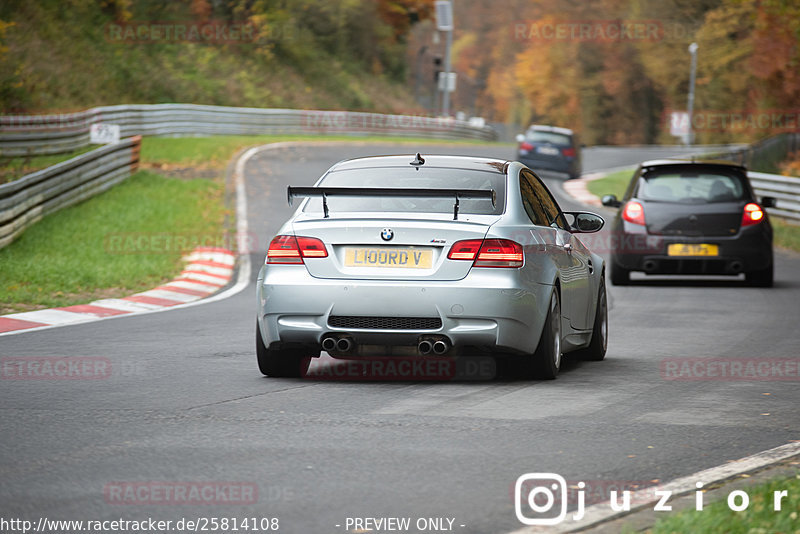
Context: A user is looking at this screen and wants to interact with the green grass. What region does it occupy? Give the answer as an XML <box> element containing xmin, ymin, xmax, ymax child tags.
<box><xmin>586</xmin><ymin>169</ymin><xmax>800</xmax><ymax>253</ymax></box>
<box><xmin>0</xmin><ymin>170</ymin><xmax>225</xmax><ymax>314</ymax></box>
<box><xmin>772</xmin><ymin>217</ymin><xmax>800</xmax><ymax>253</ymax></box>
<box><xmin>0</xmin><ymin>145</ymin><xmax>99</xmax><ymax>184</ymax></box>
<box><xmin>586</xmin><ymin>168</ymin><xmax>636</xmax><ymax>200</ymax></box>
<box><xmin>140</xmin><ymin>135</ymin><xmax>512</xmax><ymax>168</ymax></box>
<box><xmin>648</xmin><ymin>473</ymin><xmax>800</xmax><ymax>534</ymax></box>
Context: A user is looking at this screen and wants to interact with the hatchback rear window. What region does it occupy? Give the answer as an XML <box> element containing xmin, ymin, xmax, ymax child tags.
<box><xmin>638</xmin><ymin>170</ymin><xmax>746</xmax><ymax>203</ymax></box>
<box><xmin>526</xmin><ymin>131</ymin><xmax>572</xmax><ymax>146</ymax></box>
<box><xmin>303</xmin><ymin>167</ymin><xmax>505</xmax><ymax>215</ymax></box>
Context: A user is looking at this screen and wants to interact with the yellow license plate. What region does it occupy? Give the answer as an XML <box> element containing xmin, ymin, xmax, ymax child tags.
<box><xmin>344</xmin><ymin>247</ymin><xmax>433</xmax><ymax>269</ymax></box>
<box><xmin>667</xmin><ymin>243</ymin><xmax>719</xmax><ymax>257</ymax></box>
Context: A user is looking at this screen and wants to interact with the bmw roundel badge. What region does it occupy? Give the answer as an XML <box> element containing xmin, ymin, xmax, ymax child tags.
<box><xmin>381</xmin><ymin>228</ymin><xmax>394</xmax><ymax>241</ymax></box>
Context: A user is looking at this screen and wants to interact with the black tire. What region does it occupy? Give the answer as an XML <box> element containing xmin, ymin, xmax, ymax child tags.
<box><xmin>574</xmin><ymin>279</ymin><xmax>607</xmax><ymax>361</ymax></box>
<box><xmin>256</xmin><ymin>321</ymin><xmax>311</xmax><ymax>377</ymax></box>
<box><xmin>609</xmin><ymin>261</ymin><xmax>630</xmax><ymax>286</ymax></box>
<box><xmin>535</xmin><ymin>291</ymin><xmax>562</xmax><ymax>379</ymax></box>
<box><xmin>511</xmin><ymin>291</ymin><xmax>562</xmax><ymax>380</ymax></box>
<box><xmin>745</xmin><ymin>264</ymin><xmax>773</xmax><ymax>287</ymax></box>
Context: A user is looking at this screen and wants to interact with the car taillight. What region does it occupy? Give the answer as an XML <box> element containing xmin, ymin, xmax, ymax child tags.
<box><xmin>622</xmin><ymin>201</ymin><xmax>645</xmax><ymax>226</ymax></box>
<box><xmin>741</xmin><ymin>203</ymin><xmax>765</xmax><ymax>226</ymax></box>
<box><xmin>267</xmin><ymin>235</ymin><xmax>327</xmax><ymax>264</ymax></box>
<box><xmin>519</xmin><ymin>141</ymin><xmax>534</xmax><ymax>151</ymax></box>
<box><xmin>561</xmin><ymin>147</ymin><xmax>576</xmax><ymax>157</ymax></box>
<box><xmin>448</xmin><ymin>239</ymin><xmax>523</xmax><ymax>268</ymax></box>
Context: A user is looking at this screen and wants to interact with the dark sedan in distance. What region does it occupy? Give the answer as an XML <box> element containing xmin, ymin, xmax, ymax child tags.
<box><xmin>515</xmin><ymin>125</ymin><xmax>582</xmax><ymax>180</ymax></box>
<box><xmin>602</xmin><ymin>160</ymin><xmax>776</xmax><ymax>286</ymax></box>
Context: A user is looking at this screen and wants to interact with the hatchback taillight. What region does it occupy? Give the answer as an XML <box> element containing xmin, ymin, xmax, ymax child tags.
<box><xmin>741</xmin><ymin>203</ymin><xmax>765</xmax><ymax>227</ymax></box>
<box><xmin>622</xmin><ymin>201</ymin><xmax>646</xmax><ymax>226</ymax></box>
<box><xmin>448</xmin><ymin>239</ymin><xmax>523</xmax><ymax>268</ymax></box>
<box><xmin>267</xmin><ymin>235</ymin><xmax>327</xmax><ymax>264</ymax></box>
<box><xmin>561</xmin><ymin>147</ymin><xmax>576</xmax><ymax>158</ymax></box>
<box><xmin>519</xmin><ymin>141</ymin><xmax>534</xmax><ymax>151</ymax></box>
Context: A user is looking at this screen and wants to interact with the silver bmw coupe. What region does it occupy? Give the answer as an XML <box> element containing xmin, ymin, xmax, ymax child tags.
<box><xmin>256</xmin><ymin>154</ymin><xmax>607</xmax><ymax>380</ymax></box>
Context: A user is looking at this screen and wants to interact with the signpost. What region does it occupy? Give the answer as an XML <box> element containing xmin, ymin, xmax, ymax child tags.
<box><xmin>434</xmin><ymin>1</ymin><xmax>454</xmax><ymax>117</ymax></box>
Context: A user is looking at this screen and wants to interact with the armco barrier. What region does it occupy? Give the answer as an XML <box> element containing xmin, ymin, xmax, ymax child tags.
<box><xmin>0</xmin><ymin>136</ymin><xmax>141</xmax><ymax>249</ymax></box>
<box><xmin>749</xmin><ymin>172</ymin><xmax>800</xmax><ymax>222</ymax></box>
<box><xmin>0</xmin><ymin>104</ymin><xmax>497</xmax><ymax>156</ymax></box>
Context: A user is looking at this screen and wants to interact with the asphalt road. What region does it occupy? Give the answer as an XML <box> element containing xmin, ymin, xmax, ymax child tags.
<box><xmin>1</xmin><ymin>142</ymin><xmax>798</xmax><ymax>533</ymax></box>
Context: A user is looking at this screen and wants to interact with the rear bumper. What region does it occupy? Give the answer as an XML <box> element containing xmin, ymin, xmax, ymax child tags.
<box><xmin>256</xmin><ymin>264</ymin><xmax>552</xmax><ymax>356</ymax></box>
<box><xmin>610</xmin><ymin>222</ymin><xmax>773</xmax><ymax>274</ymax></box>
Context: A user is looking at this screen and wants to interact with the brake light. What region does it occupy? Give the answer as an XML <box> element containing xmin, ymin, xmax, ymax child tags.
<box><xmin>519</xmin><ymin>141</ymin><xmax>534</xmax><ymax>151</ymax></box>
<box><xmin>267</xmin><ymin>235</ymin><xmax>327</xmax><ymax>264</ymax></box>
<box><xmin>622</xmin><ymin>201</ymin><xmax>645</xmax><ymax>226</ymax></box>
<box><xmin>561</xmin><ymin>147</ymin><xmax>576</xmax><ymax>158</ymax></box>
<box><xmin>448</xmin><ymin>239</ymin><xmax>523</xmax><ymax>268</ymax></box>
<box><xmin>741</xmin><ymin>203</ymin><xmax>765</xmax><ymax>226</ymax></box>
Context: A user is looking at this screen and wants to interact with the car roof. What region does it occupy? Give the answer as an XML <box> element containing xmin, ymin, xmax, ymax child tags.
<box><xmin>527</xmin><ymin>124</ymin><xmax>574</xmax><ymax>136</ymax></box>
<box><xmin>328</xmin><ymin>154</ymin><xmax>509</xmax><ymax>174</ymax></box>
<box><xmin>639</xmin><ymin>158</ymin><xmax>747</xmax><ymax>171</ymax></box>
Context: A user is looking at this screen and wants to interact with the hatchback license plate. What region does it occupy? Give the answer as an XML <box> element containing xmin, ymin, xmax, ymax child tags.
<box><xmin>667</xmin><ymin>243</ymin><xmax>719</xmax><ymax>257</ymax></box>
<box><xmin>537</xmin><ymin>146</ymin><xmax>560</xmax><ymax>156</ymax></box>
<box><xmin>344</xmin><ymin>247</ymin><xmax>432</xmax><ymax>269</ymax></box>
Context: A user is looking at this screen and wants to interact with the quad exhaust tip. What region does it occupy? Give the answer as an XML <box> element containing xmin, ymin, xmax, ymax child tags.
<box><xmin>321</xmin><ymin>336</ymin><xmax>337</xmax><ymax>352</ymax></box>
<box><xmin>432</xmin><ymin>340</ymin><xmax>449</xmax><ymax>355</ymax></box>
<box><xmin>322</xmin><ymin>335</ymin><xmax>355</xmax><ymax>353</ymax></box>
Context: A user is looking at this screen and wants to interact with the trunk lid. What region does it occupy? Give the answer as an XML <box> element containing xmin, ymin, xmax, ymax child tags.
<box><xmin>291</xmin><ymin>213</ymin><xmax>498</xmax><ymax>281</ymax></box>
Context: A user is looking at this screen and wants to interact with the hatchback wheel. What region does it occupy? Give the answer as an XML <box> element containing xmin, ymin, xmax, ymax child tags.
<box><xmin>610</xmin><ymin>261</ymin><xmax>630</xmax><ymax>286</ymax></box>
<box><xmin>745</xmin><ymin>264</ymin><xmax>773</xmax><ymax>288</ymax></box>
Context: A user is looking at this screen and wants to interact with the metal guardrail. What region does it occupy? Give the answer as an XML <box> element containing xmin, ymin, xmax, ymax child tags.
<box><xmin>698</xmin><ymin>133</ymin><xmax>800</xmax><ymax>221</ymax></box>
<box><xmin>0</xmin><ymin>104</ymin><xmax>497</xmax><ymax>156</ymax></box>
<box><xmin>0</xmin><ymin>136</ymin><xmax>141</xmax><ymax>249</ymax></box>
<box><xmin>749</xmin><ymin>172</ymin><xmax>800</xmax><ymax>222</ymax></box>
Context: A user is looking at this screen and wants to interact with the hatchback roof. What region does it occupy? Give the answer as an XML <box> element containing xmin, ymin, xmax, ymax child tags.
<box><xmin>639</xmin><ymin>158</ymin><xmax>747</xmax><ymax>171</ymax></box>
<box><xmin>329</xmin><ymin>154</ymin><xmax>509</xmax><ymax>174</ymax></box>
<box><xmin>527</xmin><ymin>124</ymin><xmax>574</xmax><ymax>136</ymax></box>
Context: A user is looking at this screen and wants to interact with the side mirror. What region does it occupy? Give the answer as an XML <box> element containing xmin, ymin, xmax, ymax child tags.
<box><xmin>601</xmin><ymin>194</ymin><xmax>622</xmax><ymax>208</ymax></box>
<box><xmin>563</xmin><ymin>211</ymin><xmax>605</xmax><ymax>233</ymax></box>
<box><xmin>761</xmin><ymin>196</ymin><xmax>776</xmax><ymax>208</ymax></box>
<box><xmin>515</xmin><ymin>134</ymin><xmax>525</xmax><ymax>143</ymax></box>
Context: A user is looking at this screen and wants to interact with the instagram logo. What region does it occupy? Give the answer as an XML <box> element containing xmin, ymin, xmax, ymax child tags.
<box><xmin>515</xmin><ymin>473</ymin><xmax>570</xmax><ymax>525</ymax></box>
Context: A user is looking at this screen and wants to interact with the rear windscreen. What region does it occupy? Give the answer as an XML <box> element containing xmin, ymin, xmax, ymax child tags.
<box><xmin>526</xmin><ymin>131</ymin><xmax>571</xmax><ymax>145</ymax></box>
<box><xmin>302</xmin><ymin>167</ymin><xmax>505</xmax><ymax>215</ymax></box>
<box><xmin>638</xmin><ymin>170</ymin><xmax>746</xmax><ymax>203</ymax></box>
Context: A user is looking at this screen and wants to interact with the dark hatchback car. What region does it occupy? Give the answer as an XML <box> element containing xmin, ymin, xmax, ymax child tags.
<box><xmin>515</xmin><ymin>125</ymin><xmax>581</xmax><ymax>179</ymax></box>
<box><xmin>602</xmin><ymin>160</ymin><xmax>776</xmax><ymax>286</ymax></box>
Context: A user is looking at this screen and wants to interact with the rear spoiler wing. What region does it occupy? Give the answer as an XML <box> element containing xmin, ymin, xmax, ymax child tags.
<box><xmin>287</xmin><ymin>186</ymin><xmax>496</xmax><ymax>220</ymax></box>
